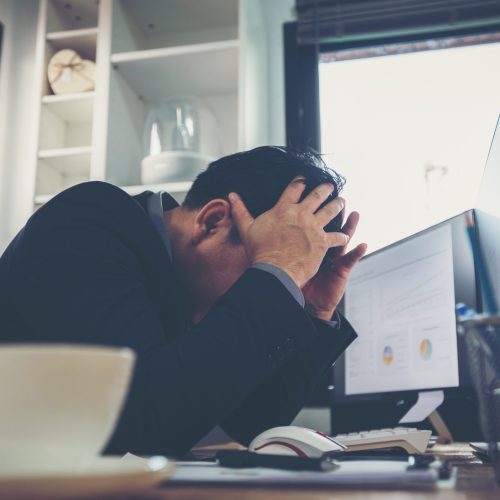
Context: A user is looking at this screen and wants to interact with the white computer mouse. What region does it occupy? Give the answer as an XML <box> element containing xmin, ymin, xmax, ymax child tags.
<box><xmin>248</xmin><ymin>425</ymin><xmax>346</xmax><ymax>458</ymax></box>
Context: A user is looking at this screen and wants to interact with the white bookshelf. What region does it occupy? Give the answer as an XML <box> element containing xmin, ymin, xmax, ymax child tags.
<box><xmin>46</xmin><ymin>0</ymin><xmax>99</xmax><ymax>32</ymax></box>
<box><xmin>111</xmin><ymin>0</ymin><xmax>239</xmax><ymax>53</ymax></box>
<box><xmin>31</xmin><ymin>0</ymin><xmax>268</xmax><ymax>206</ymax></box>
<box><xmin>40</xmin><ymin>93</ymin><xmax>94</xmax><ymax>149</ymax></box>
<box><xmin>36</xmin><ymin>146</ymin><xmax>92</xmax><ymax>197</ymax></box>
<box><xmin>32</xmin><ymin>0</ymin><xmax>99</xmax><ymax>200</ymax></box>
<box><xmin>38</xmin><ymin>145</ymin><xmax>92</xmax><ymax>164</ymax></box>
<box><xmin>46</xmin><ymin>27</ymin><xmax>98</xmax><ymax>60</ymax></box>
<box><xmin>41</xmin><ymin>92</ymin><xmax>95</xmax><ymax>121</ymax></box>
<box><xmin>34</xmin><ymin>180</ymin><xmax>194</xmax><ymax>207</ymax></box>
<box><xmin>111</xmin><ymin>40</ymin><xmax>239</xmax><ymax>99</ymax></box>
<box><xmin>34</xmin><ymin>194</ymin><xmax>56</xmax><ymax>206</ymax></box>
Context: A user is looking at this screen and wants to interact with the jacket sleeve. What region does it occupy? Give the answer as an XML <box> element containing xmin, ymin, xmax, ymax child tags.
<box><xmin>9</xmin><ymin>185</ymin><xmax>336</xmax><ymax>457</ymax></box>
<box><xmin>221</xmin><ymin>314</ymin><xmax>357</xmax><ymax>445</ymax></box>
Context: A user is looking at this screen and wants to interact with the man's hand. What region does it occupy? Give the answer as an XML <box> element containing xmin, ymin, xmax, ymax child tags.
<box><xmin>228</xmin><ymin>178</ymin><xmax>348</xmax><ymax>289</ymax></box>
<box><xmin>302</xmin><ymin>211</ymin><xmax>367</xmax><ymax>321</ymax></box>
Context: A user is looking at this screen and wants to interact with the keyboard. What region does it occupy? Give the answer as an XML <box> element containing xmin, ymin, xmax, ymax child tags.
<box><xmin>334</xmin><ymin>427</ymin><xmax>432</xmax><ymax>454</ymax></box>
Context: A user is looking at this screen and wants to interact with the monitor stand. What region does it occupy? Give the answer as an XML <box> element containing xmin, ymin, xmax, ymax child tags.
<box><xmin>330</xmin><ymin>391</ymin><xmax>481</xmax><ymax>441</ymax></box>
<box><xmin>428</xmin><ymin>409</ymin><xmax>453</xmax><ymax>443</ymax></box>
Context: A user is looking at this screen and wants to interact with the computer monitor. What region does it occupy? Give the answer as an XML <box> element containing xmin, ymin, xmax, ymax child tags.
<box><xmin>334</xmin><ymin>210</ymin><xmax>478</xmax><ymax>402</ymax></box>
<box><xmin>330</xmin><ymin>211</ymin><xmax>481</xmax><ymax>438</ymax></box>
<box><xmin>475</xmin><ymin>116</ymin><xmax>500</xmax><ymax>312</ymax></box>
<box><xmin>475</xmin><ymin>210</ymin><xmax>500</xmax><ymax>314</ymax></box>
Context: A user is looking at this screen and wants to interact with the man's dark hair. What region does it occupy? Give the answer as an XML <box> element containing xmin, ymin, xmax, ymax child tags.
<box><xmin>184</xmin><ymin>146</ymin><xmax>345</xmax><ymax>238</ymax></box>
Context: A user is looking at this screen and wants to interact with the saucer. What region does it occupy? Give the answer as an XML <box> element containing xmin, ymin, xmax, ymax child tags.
<box><xmin>0</xmin><ymin>456</ymin><xmax>175</xmax><ymax>499</ymax></box>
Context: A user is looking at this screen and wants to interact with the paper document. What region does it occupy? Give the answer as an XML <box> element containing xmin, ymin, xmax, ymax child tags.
<box><xmin>169</xmin><ymin>461</ymin><xmax>437</xmax><ymax>489</ymax></box>
<box><xmin>399</xmin><ymin>390</ymin><xmax>444</xmax><ymax>423</ymax></box>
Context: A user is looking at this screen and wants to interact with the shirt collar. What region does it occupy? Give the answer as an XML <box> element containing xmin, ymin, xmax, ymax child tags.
<box><xmin>146</xmin><ymin>192</ymin><xmax>179</xmax><ymax>260</ymax></box>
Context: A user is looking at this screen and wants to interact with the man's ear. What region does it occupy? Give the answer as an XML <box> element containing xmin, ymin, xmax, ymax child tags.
<box><xmin>191</xmin><ymin>199</ymin><xmax>232</xmax><ymax>245</ymax></box>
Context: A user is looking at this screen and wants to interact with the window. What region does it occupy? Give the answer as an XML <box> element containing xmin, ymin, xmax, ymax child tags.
<box><xmin>319</xmin><ymin>33</ymin><xmax>500</xmax><ymax>252</ymax></box>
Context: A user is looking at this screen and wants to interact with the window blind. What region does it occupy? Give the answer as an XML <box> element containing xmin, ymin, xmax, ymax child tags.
<box><xmin>296</xmin><ymin>0</ymin><xmax>500</xmax><ymax>45</ymax></box>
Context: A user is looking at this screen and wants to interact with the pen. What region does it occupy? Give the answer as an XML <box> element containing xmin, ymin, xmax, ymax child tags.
<box><xmin>216</xmin><ymin>450</ymin><xmax>339</xmax><ymax>472</ymax></box>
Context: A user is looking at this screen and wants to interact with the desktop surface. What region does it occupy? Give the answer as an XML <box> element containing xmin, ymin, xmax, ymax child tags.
<box><xmin>160</xmin><ymin>443</ymin><xmax>498</xmax><ymax>499</ymax></box>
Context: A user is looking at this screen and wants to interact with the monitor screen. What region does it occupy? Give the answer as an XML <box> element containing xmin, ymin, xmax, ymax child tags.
<box><xmin>475</xmin><ymin>116</ymin><xmax>500</xmax><ymax>312</ymax></box>
<box><xmin>335</xmin><ymin>210</ymin><xmax>478</xmax><ymax>401</ymax></box>
<box><xmin>344</xmin><ymin>224</ymin><xmax>458</xmax><ymax>396</ymax></box>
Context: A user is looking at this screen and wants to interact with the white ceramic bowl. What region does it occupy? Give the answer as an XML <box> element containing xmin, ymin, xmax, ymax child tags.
<box><xmin>141</xmin><ymin>150</ymin><xmax>213</xmax><ymax>184</ymax></box>
<box><xmin>0</xmin><ymin>345</ymin><xmax>135</xmax><ymax>476</ymax></box>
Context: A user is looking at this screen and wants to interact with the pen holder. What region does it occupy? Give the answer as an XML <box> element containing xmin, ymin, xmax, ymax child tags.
<box><xmin>459</xmin><ymin>315</ymin><xmax>500</xmax><ymax>483</ymax></box>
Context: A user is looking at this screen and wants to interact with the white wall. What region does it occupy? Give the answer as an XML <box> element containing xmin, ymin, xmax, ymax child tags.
<box><xmin>260</xmin><ymin>0</ymin><xmax>332</xmax><ymax>430</ymax></box>
<box><xmin>260</xmin><ymin>0</ymin><xmax>295</xmax><ymax>146</ymax></box>
<box><xmin>0</xmin><ymin>0</ymin><xmax>40</xmax><ymax>252</ymax></box>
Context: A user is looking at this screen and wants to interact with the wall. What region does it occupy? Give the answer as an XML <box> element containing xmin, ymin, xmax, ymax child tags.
<box><xmin>0</xmin><ymin>0</ymin><xmax>40</xmax><ymax>252</ymax></box>
<box><xmin>260</xmin><ymin>0</ymin><xmax>332</xmax><ymax>432</ymax></box>
<box><xmin>261</xmin><ymin>0</ymin><xmax>295</xmax><ymax>146</ymax></box>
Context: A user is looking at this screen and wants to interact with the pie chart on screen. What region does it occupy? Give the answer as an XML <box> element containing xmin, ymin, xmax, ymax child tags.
<box><xmin>420</xmin><ymin>338</ymin><xmax>432</xmax><ymax>360</ymax></box>
<box><xmin>382</xmin><ymin>345</ymin><xmax>394</xmax><ymax>365</ymax></box>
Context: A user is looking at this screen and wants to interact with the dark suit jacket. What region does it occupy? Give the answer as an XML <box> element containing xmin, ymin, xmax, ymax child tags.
<box><xmin>0</xmin><ymin>182</ymin><xmax>357</xmax><ymax>457</ymax></box>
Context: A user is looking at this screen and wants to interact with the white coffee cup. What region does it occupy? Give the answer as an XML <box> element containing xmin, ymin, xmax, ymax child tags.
<box><xmin>0</xmin><ymin>344</ymin><xmax>135</xmax><ymax>476</ymax></box>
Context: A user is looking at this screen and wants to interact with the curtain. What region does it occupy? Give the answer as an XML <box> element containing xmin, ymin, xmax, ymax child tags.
<box><xmin>296</xmin><ymin>0</ymin><xmax>500</xmax><ymax>45</ymax></box>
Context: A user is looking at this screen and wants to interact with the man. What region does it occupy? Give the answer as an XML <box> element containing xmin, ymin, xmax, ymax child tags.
<box><xmin>0</xmin><ymin>146</ymin><xmax>367</xmax><ymax>457</ymax></box>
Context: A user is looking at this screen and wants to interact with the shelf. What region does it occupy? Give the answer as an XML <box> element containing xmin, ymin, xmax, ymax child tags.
<box><xmin>46</xmin><ymin>27</ymin><xmax>98</xmax><ymax>41</ymax></box>
<box><xmin>39</xmin><ymin>102</ymin><xmax>93</xmax><ymax>149</ymax></box>
<box><xmin>27</xmin><ymin>0</ymin><xmax>268</xmax><ymax>214</ymax></box>
<box><xmin>42</xmin><ymin>92</ymin><xmax>94</xmax><ymax>122</ymax></box>
<box><xmin>34</xmin><ymin>193</ymin><xmax>55</xmax><ymax>205</ymax></box>
<box><xmin>46</xmin><ymin>27</ymin><xmax>98</xmax><ymax>61</ymax></box>
<box><xmin>113</xmin><ymin>0</ymin><xmax>238</xmax><ymax>53</ymax></box>
<box><xmin>47</xmin><ymin>0</ymin><xmax>98</xmax><ymax>32</ymax></box>
<box><xmin>121</xmin><ymin>182</ymin><xmax>193</xmax><ymax>196</ymax></box>
<box><xmin>38</xmin><ymin>146</ymin><xmax>92</xmax><ymax>175</ymax></box>
<box><xmin>111</xmin><ymin>40</ymin><xmax>239</xmax><ymax>100</ymax></box>
<box><xmin>35</xmin><ymin>146</ymin><xmax>92</xmax><ymax>200</ymax></box>
<box><xmin>35</xmin><ymin>181</ymin><xmax>193</xmax><ymax>207</ymax></box>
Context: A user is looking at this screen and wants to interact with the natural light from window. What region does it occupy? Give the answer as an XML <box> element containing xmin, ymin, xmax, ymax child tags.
<box><xmin>319</xmin><ymin>36</ymin><xmax>500</xmax><ymax>253</ymax></box>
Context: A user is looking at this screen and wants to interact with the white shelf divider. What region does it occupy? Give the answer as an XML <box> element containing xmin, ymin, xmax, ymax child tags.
<box><xmin>38</xmin><ymin>145</ymin><xmax>92</xmax><ymax>175</ymax></box>
<box><xmin>111</xmin><ymin>39</ymin><xmax>239</xmax><ymax>100</ymax></box>
<box><xmin>122</xmin><ymin>181</ymin><xmax>193</xmax><ymax>196</ymax></box>
<box><xmin>42</xmin><ymin>91</ymin><xmax>94</xmax><ymax>122</ymax></box>
<box><xmin>46</xmin><ymin>27</ymin><xmax>98</xmax><ymax>60</ymax></box>
<box><xmin>46</xmin><ymin>26</ymin><xmax>98</xmax><ymax>41</ymax></box>
<box><xmin>42</xmin><ymin>91</ymin><xmax>95</xmax><ymax>103</ymax></box>
<box><xmin>111</xmin><ymin>39</ymin><xmax>238</xmax><ymax>64</ymax></box>
<box><xmin>35</xmin><ymin>180</ymin><xmax>193</xmax><ymax>206</ymax></box>
<box><xmin>46</xmin><ymin>0</ymin><xmax>98</xmax><ymax>32</ymax></box>
<box><xmin>34</xmin><ymin>193</ymin><xmax>55</xmax><ymax>205</ymax></box>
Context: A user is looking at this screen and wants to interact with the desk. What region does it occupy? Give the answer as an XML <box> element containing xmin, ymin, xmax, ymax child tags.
<box><xmin>130</xmin><ymin>443</ymin><xmax>499</xmax><ymax>500</ymax></box>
